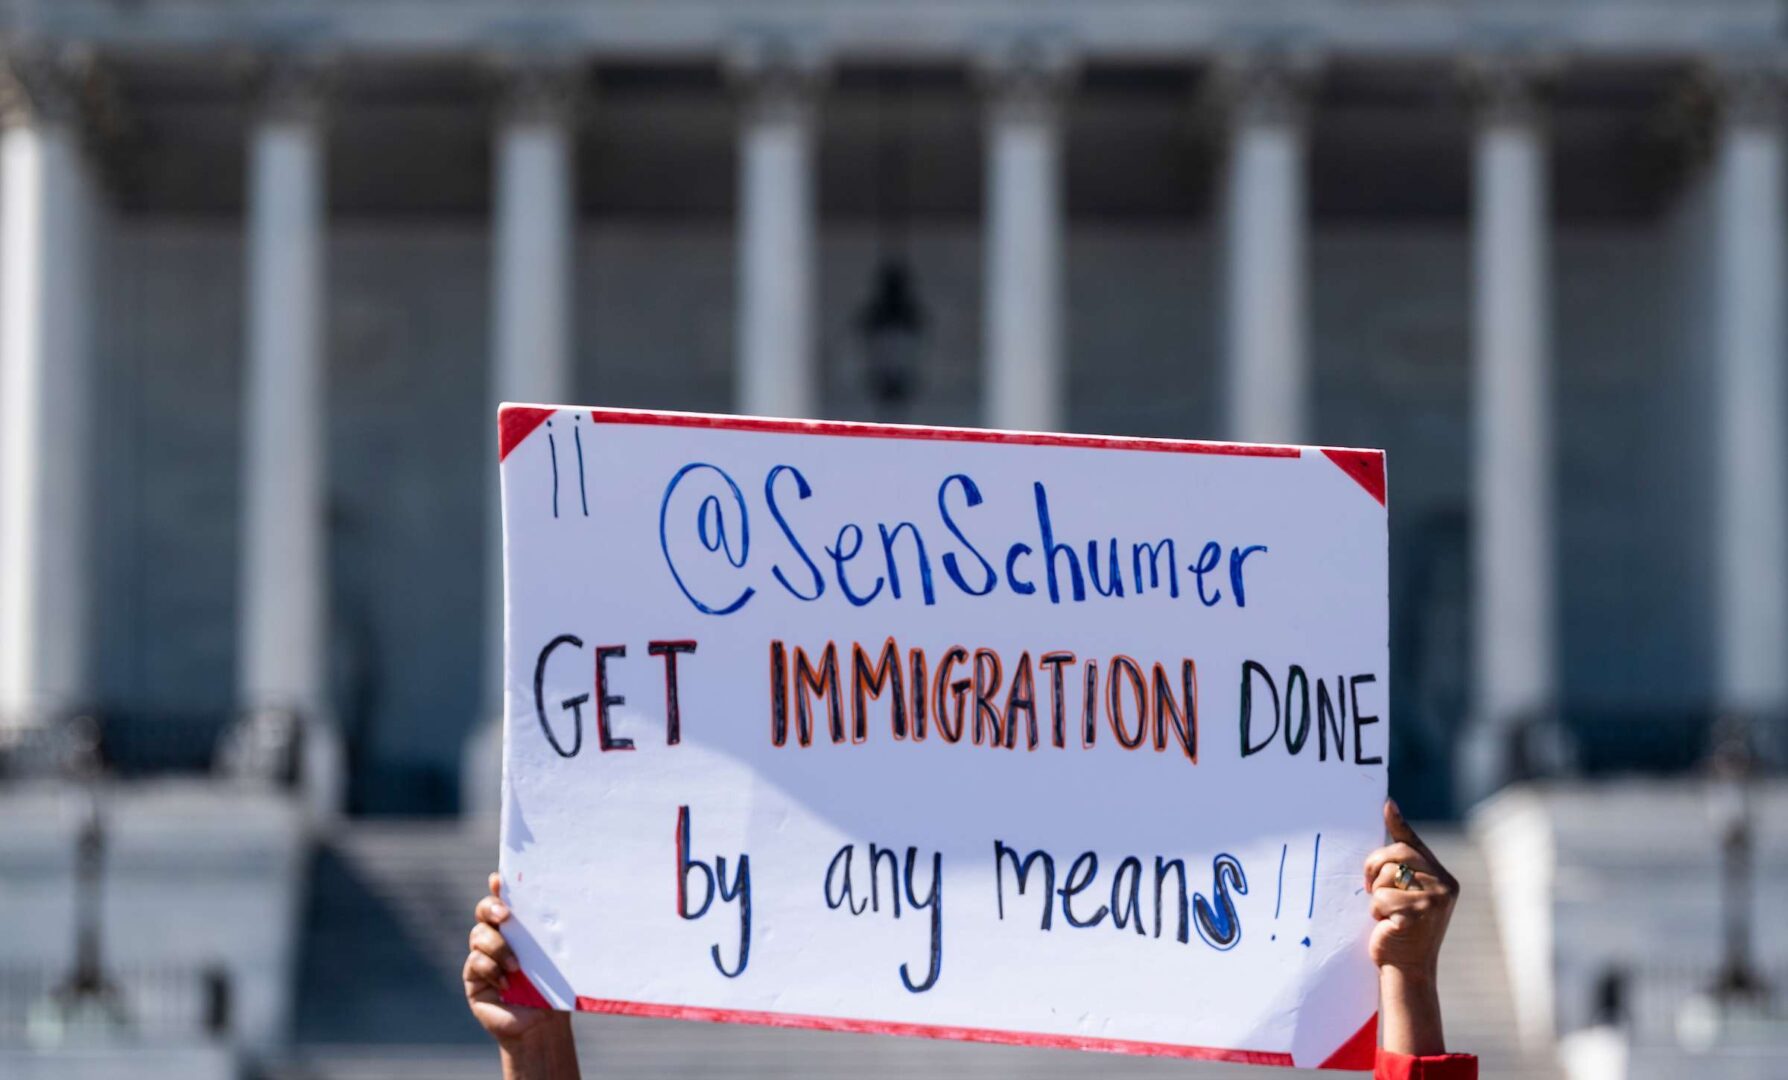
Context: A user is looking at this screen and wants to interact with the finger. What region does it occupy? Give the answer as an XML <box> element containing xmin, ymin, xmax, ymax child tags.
<box><xmin>470</xmin><ymin>998</ymin><xmax>541</xmax><ymax>1044</ymax></box>
<box><xmin>489</xmin><ymin>872</ymin><xmax>503</xmax><ymax>900</ymax></box>
<box><xmin>1363</xmin><ymin>842</ymin><xmax>1424</xmax><ymax>887</ymax></box>
<box><xmin>1370</xmin><ymin>886</ymin><xmax>1432</xmax><ymax>921</ymax></box>
<box><xmin>470</xmin><ymin>922</ymin><xmax>521</xmax><ymax>973</ymax></box>
<box><xmin>1372</xmin><ymin>861</ymin><xmax>1397</xmax><ymax>891</ymax></box>
<box><xmin>466</xmin><ymin>977</ymin><xmax>505</xmax><ymax>1007</ymax></box>
<box><xmin>1372</xmin><ymin>860</ymin><xmax>1441</xmax><ymax>893</ymax></box>
<box><xmin>475</xmin><ymin>894</ymin><xmax>510</xmax><ymax>927</ymax></box>
<box><xmin>470</xmin><ymin>922</ymin><xmax>517</xmax><ymax>967</ymax></box>
<box><xmin>1384</xmin><ymin>799</ymin><xmax>1424</xmax><ymax>846</ymax></box>
<box><xmin>1369</xmin><ymin>914</ymin><xmax>1417</xmax><ymax>959</ymax></box>
<box><xmin>1382</xmin><ymin>798</ymin><xmax>1405</xmax><ymax>840</ymax></box>
<box><xmin>465</xmin><ymin>950</ymin><xmax>508</xmax><ymax>992</ymax></box>
<box><xmin>1384</xmin><ymin>799</ymin><xmax>1446</xmax><ymax>873</ymax></box>
<box><xmin>462</xmin><ymin>951</ymin><xmax>495</xmax><ymax>992</ymax></box>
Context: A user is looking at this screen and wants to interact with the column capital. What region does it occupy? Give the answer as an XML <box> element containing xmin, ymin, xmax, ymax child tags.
<box><xmin>976</xmin><ymin>32</ymin><xmax>1077</xmax><ymax>103</ymax></box>
<box><xmin>1211</xmin><ymin>50</ymin><xmax>1322</xmax><ymax>128</ymax></box>
<box><xmin>241</xmin><ymin>53</ymin><xmax>334</xmax><ymax>126</ymax></box>
<box><xmin>0</xmin><ymin>45</ymin><xmax>92</xmax><ymax>128</ymax></box>
<box><xmin>1658</xmin><ymin>55</ymin><xmax>1788</xmax><ymax>171</ymax></box>
<box><xmin>486</xmin><ymin>55</ymin><xmax>587</xmax><ymax>126</ymax></box>
<box><xmin>726</xmin><ymin>32</ymin><xmax>828</xmax><ymax>121</ymax></box>
<box><xmin>1700</xmin><ymin>54</ymin><xmax>1788</xmax><ymax>128</ymax></box>
<box><xmin>1461</xmin><ymin>52</ymin><xmax>1560</xmax><ymax>127</ymax></box>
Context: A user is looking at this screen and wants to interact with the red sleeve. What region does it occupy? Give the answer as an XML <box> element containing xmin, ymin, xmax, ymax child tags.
<box><xmin>1374</xmin><ymin>1049</ymin><xmax>1478</xmax><ymax>1080</ymax></box>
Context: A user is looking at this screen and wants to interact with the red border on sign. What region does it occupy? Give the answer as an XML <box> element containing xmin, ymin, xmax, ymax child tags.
<box><xmin>1319</xmin><ymin>1012</ymin><xmax>1381</xmax><ymax>1069</ymax></box>
<box><xmin>498</xmin><ymin>405</ymin><xmax>556</xmax><ymax>462</ymax></box>
<box><xmin>508</xmin><ymin>974</ymin><xmax>1375</xmax><ymax>1067</ymax></box>
<box><xmin>1319</xmin><ymin>448</ymin><xmax>1387</xmax><ymax>506</ymax></box>
<box><xmin>554</xmin><ymin>984</ymin><xmax>1295</xmax><ymax>1067</ymax></box>
<box><xmin>577</xmin><ymin>405</ymin><xmax>1303</xmax><ymax>458</ymax></box>
<box><xmin>500</xmin><ymin>405</ymin><xmax>1391</xmax><ymax>505</ymax></box>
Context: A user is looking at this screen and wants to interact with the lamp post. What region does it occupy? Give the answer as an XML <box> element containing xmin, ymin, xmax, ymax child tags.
<box><xmin>856</xmin><ymin>72</ymin><xmax>925</xmax><ymax>421</ymax></box>
<box><xmin>857</xmin><ymin>257</ymin><xmax>924</xmax><ymax>420</ymax></box>
<box><xmin>27</xmin><ymin>714</ymin><xmax>130</xmax><ymax>1046</ymax></box>
<box><xmin>1708</xmin><ymin>714</ymin><xmax>1765</xmax><ymax>1006</ymax></box>
<box><xmin>1678</xmin><ymin>712</ymin><xmax>1776</xmax><ymax>1052</ymax></box>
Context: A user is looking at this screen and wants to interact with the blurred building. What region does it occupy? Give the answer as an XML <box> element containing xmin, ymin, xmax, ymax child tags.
<box><xmin>0</xmin><ymin>2</ymin><xmax>1785</xmax><ymax>1079</ymax></box>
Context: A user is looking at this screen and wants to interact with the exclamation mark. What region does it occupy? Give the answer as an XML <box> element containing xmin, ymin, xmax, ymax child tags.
<box><xmin>573</xmin><ymin>414</ymin><xmax>589</xmax><ymax>517</ymax></box>
<box><xmin>1302</xmin><ymin>832</ymin><xmax>1321</xmax><ymax>947</ymax></box>
<box><xmin>546</xmin><ymin>420</ymin><xmax>560</xmax><ymax>519</ymax></box>
<box><xmin>1271</xmin><ymin>842</ymin><xmax>1288</xmax><ymax>941</ymax></box>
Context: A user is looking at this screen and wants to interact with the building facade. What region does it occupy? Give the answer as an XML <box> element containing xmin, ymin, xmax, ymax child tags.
<box><xmin>1</xmin><ymin>0</ymin><xmax>1785</xmax><ymax>816</ymax></box>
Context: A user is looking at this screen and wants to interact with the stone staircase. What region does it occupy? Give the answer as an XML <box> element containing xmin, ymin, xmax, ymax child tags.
<box><xmin>1424</xmin><ymin>831</ymin><xmax>1562</xmax><ymax>1080</ymax></box>
<box><xmin>268</xmin><ymin>823</ymin><xmax>1561</xmax><ymax>1079</ymax></box>
<box><xmin>270</xmin><ymin>823</ymin><xmax>501</xmax><ymax>1080</ymax></box>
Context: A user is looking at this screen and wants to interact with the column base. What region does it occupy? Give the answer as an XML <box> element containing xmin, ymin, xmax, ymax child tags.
<box><xmin>215</xmin><ymin>705</ymin><xmax>343</xmax><ymax>821</ymax></box>
<box><xmin>0</xmin><ymin>704</ymin><xmax>99</xmax><ymax>778</ymax></box>
<box><xmin>301</xmin><ymin>715</ymin><xmax>344</xmax><ymax>822</ymax></box>
<box><xmin>1456</xmin><ymin>708</ymin><xmax>1575</xmax><ymax>811</ymax></box>
<box><xmin>461</xmin><ymin>716</ymin><xmax>504</xmax><ymax>823</ymax></box>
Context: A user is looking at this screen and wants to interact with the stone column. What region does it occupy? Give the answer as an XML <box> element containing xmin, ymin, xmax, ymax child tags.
<box><xmin>734</xmin><ymin>50</ymin><xmax>820</xmax><ymax>419</ymax></box>
<box><xmin>1219</xmin><ymin>57</ymin><xmax>1313</xmax><ymax>444</ymax></box>
<box><xmin>1709</xmin><ymin>66</ymin><xmax>1788</xmax><ymax>723</ymax></box>
<box><xmin>490</xmin><ymin>65</ymin><xmax>577</xmax><ymax>412</ymax></box>
<box><xmin>980</xmin><ymin>47</ymin><xmax>1070</xmax><ymax>433</ymax></box>
<box><xmin>468</xmin><ymin>62</ymin><xmax>581</xmax><ymax>820</ymax></box>
<box><xmin>0</xmin><ymin>54</ymin><xmax>96</xmax><ymax>728</ymax></box>
<box><xmin>1462</xmin><ymin>61</ymin><xmax>1558</xmax><ymax>802</ymax></box>
<box><xmin>238</xmin><ymin>64</ymin><xmax>339</xmax><ymax>814</ymax></box>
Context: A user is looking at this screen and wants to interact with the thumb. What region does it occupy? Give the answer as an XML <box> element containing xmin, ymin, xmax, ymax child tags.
<box><xmin>1384</xmin><ymin>798</ymin><xmax>1422</xmax><ymax>847</ymax></box>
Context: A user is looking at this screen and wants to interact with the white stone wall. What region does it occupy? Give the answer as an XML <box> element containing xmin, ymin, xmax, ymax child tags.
<box><xmin>1475</xmin><ymin>782</ymin><xmax>1788</xmax><ymax>1047</ymax></box>
<box><xmin>0</xmin><ymin>782</ymin><xmax>304</xmax><ymax>1058</ymax></box>
<box><xmin>0</xmin><ymin>1046</ymin><xmax>235</xmax><ymax>1080</ymax></box>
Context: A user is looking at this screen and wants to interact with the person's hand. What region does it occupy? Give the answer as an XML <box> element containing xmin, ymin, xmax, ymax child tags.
<box><xmin>1364</xmin><ymin>799</ymin><xmax>1459</xmax><ymax>975</ymax></box>
<box><xmin>1363</xmin><ymin>799</ymin><xmax>1460</xmax><ymax>1056</ymax></box>
<box><xmin>464</xmin><ymin>872</ymin><xmax>555</xmax><ymax>1046</ymax></box>
<box><xmin>465</xmin><ymin>873</ymin><xmax>581</xmax><ymax>1079</ymax></box>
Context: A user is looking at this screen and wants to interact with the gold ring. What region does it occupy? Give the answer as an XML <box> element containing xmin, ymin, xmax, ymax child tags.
<box><xmin>1394</xmin><ymin>863</ymin><xmax>1421</xmax><ymax>891</ymax></box>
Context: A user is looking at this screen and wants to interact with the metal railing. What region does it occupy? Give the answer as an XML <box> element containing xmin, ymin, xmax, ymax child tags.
<box><xmin>1592</xmin><ymin>959</ymin><xmax>1788</xmax><ymax>1045</ymax></box>
<box><xmin>0</xmin><ymin>706</ymin><xmax>306</xmax><ymax>788</ymax></box>
<box><xmin>0</xmin><ymin>962</ymin><xmax>231</xmax><ymax>1046</ymax></box>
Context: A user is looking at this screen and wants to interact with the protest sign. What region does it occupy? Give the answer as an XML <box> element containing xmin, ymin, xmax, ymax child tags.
<box><xmin>495</xmin><ymin>405</ymin><xmax>1388</xmax><ymax>1069</ymax></box>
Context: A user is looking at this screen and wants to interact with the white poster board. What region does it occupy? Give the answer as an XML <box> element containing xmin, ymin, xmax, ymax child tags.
<box><xmin>496</xmin><ymin>405</ymin><xmax>1389</xmax><ymax>1070</ymax></box>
